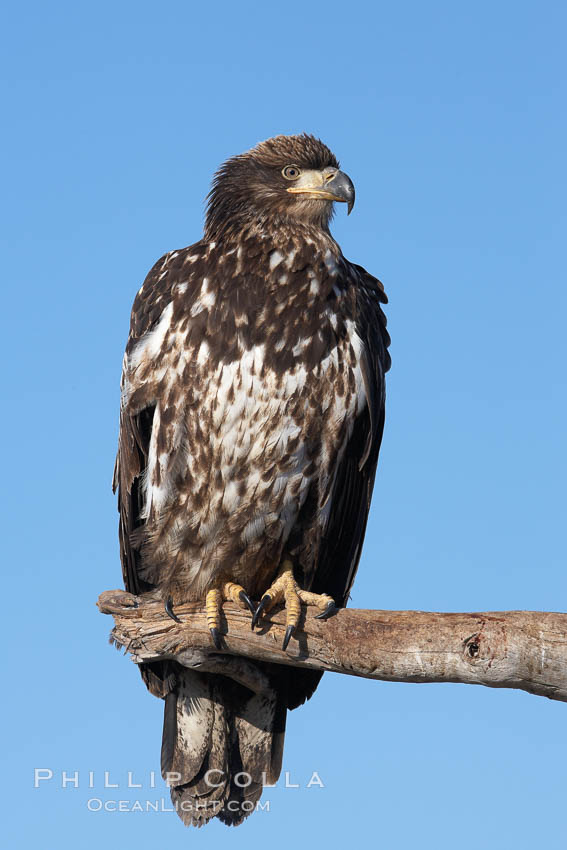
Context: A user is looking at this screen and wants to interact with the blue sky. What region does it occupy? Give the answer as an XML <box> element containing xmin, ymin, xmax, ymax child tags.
<box><xmin>3</xmin><ymin>1</ymin><xmax>566</xmax><ymax>846</ymax></box>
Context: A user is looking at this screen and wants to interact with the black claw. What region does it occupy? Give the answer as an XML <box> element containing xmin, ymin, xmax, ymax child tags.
<box><xmin>239</xmin><ymin>590</ymin><xmax>256</xmax><ymax>616</ymax></box>
<box><xmin>282</xmin><ymin>625</ymin><xmax>295</xmax><ymax>651</ymax></box>
<box><xmin>314</xmin><ymin>601</ymin><xmax>338</xmax><ymax>620</ymax></box>
<box><xmin>164</xmin><ymin>597</ymin><xmax>181</xmax><ymax>623</ymax></box>
<box><xmin>251</xmin><ymin>594</ymin><xmax>271</xmax><ymax>630</ymax></box>
<box><xmin>210</xmin><ymin>627</ymin><xmax>222</xmax><ymax>650</ymax></box>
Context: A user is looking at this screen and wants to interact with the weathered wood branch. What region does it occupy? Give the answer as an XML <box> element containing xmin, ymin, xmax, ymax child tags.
<box><xmin>97</xmin><ymin>590</ymin><xmax>567</xmax><ymax>703</ymax></box>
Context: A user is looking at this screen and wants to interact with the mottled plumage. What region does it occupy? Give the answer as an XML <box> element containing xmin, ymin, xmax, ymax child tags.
<box><xmin>114</xmin><ymin>134</ymin><xmax>390</xmax><ymax>826</ymax></box>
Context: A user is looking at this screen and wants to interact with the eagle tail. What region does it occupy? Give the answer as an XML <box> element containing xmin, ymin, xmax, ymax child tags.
<box><xmin>160</xmin><ymin>666</ymin><xmax>286</xmax><ymax>827</ymax></box>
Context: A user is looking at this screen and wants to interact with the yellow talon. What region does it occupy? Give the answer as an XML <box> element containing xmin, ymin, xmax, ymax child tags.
<box><xmin>205</xmin><ymin>581</ymin><xmax>255</xmax><ymax>648</ymax></box>
<box><xmin>252</xmin><ymin>558</ymin><xmax>336</xmax><ymax>650</ymax></box>
<box><xmin>297</xmin><ymin>588</ymin><xmax>335</xmax><ymax>613</ymax></box>
<box><xmin>283</xmin><ymin>566</ymin><xmax>301</xmax><ymax>633</ymax></box>
<box><xmin>205</xmin><ymin>587</ymin><xmax>221</xmax><ymax>630</ymax></box>
<box><xmin>222</xmin><ymin>581</ymin><xmax>247</xmax><ymax>608</ymax></box>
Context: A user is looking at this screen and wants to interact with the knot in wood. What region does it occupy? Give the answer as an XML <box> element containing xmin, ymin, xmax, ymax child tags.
<box><xmin>464</xmin><ymin>633</ymin><xmax>482</xmax><ymax>661</ymax></box>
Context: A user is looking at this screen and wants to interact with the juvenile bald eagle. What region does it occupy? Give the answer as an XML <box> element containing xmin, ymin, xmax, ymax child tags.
<box><xmin>114</xmin><ymin>134</ymin><xmax>390</xmax><ymax>826</ymax></box>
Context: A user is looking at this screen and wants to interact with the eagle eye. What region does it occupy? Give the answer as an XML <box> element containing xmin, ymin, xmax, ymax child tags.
<box><xmin>282</xmin><ymin>165</ymin><xmax>301</xmax><ymax>180</ymax></box>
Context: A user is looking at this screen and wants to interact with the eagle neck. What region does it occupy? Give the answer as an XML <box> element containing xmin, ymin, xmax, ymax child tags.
<box><xmin>206</xmin><ymin>218</ymin><xmax>341</xmax><ymax>261</ymax></box>
<box><xmin>205</xmin><ymin>205</ymin><xmax>339</xmax><ymax>247</ymax></box>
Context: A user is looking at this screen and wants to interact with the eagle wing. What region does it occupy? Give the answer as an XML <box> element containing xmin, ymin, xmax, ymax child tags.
<box><xmin>285</xmin><ymin>262</ymin><xmax>390</xmax><ymax>711</ymax></box>
<box><xmin>310</xmin><ymin>262</ymin><xmax>391</xmax><ymax>607</ymax></box>
<box><xmin>113</xmin><ymin>248</ymin><xmax>192</xmax><ymax>597</ymax></box>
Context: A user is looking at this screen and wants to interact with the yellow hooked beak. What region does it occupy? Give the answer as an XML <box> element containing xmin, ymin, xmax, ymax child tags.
<box><xmin>286</xmin><ymin>167</ymin><xmax>355</xmax><ymax>214</ymax></box>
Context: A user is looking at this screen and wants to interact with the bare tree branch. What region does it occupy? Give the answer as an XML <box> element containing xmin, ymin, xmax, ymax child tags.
<box><xmin>97</xmin><ymin>590</ymin><xmax>567</xmax><ymax>703</ymax></box>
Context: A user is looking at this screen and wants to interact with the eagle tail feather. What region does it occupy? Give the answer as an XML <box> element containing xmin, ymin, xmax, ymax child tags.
<box><xmin>161</xmin><ymin>667</ymin><xmax>286</xmax><ymax>827</ymax></box>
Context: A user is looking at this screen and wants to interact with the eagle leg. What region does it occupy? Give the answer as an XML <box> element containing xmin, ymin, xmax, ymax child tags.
<box><xmin>205</xmin><ymin>581</ymin><xmax>256</xmax><ymax>649</ymax></box>
<box><xmin>252</xmin><ymin>559</ymin><xmax>336</xmax><ymax>651</ymax></box>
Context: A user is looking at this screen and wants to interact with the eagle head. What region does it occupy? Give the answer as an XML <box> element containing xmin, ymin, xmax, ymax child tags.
<box><xmin>205</xmin><ymin>134</ymin><xmax>355</xmax><ymax>239</ymax></box>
